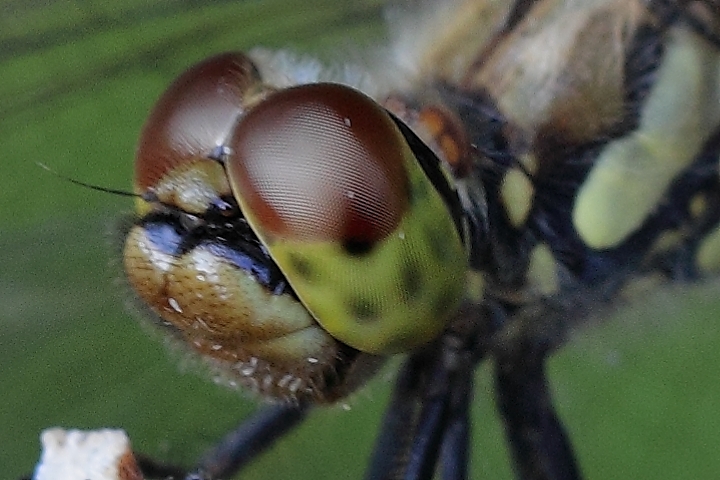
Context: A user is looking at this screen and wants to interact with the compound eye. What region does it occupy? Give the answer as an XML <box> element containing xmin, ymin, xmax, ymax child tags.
<box><xmin>227</xmin><ymin>83</ymin><xmax>410</xmax><ymax>248</ymax></box>
<box><xmin>226</xmin><ymin>83</ymin><xmax>467</xmax><ymax>355</ymax></box>
<box><xmin>134</xmin><ymin>52</ymin><xmax>262</xmax><ymax>214</ymax></box>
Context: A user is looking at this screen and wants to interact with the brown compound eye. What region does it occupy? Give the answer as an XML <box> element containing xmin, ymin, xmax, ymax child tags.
<box><xmin>134</xmin><ymin>52</ymin><xmax>265</xmax><ymax>214</ymax></box>
<box><xmin>126</xmin><ymin>63</ymin><xmax>388</xmax><ymax>402</ymax></box>
<box><xmin>226</xmin><ymin>83</ymin><xmax>410</xmax><ymax>247</ymax></box>
<box><xmin>225</xmin><ymin>83</ymin><xmax>467</xmax><ymax>355</ymax></box>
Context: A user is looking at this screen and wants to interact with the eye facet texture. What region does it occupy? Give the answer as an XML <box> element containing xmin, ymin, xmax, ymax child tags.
<box><xmin>227</xmin><ymin>83</ymin><xmax>410</xmax><ymax>245</ymax></box>
<box><xmin>227</xmin><ymin>84</ymin><xmax>466</xmax><ymax>354</ymax></box>
<box><xmin>127</xmin><ymin>55</ymin><xmax>389</xmax><ymax>402</ymax></box>
<box><xmin>134</xmin><ymin>52</ymin><xmax>261</xmax><ymax>215</ymax></box>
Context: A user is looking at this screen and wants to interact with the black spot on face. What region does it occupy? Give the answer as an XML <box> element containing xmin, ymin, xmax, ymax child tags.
<box><xmin>410</xmin><ymin>170</ymin><xmax>429</xmax><ymax>203</ymax></box>
<box><xmin>400</xmin><ymin>261</ymin><xmax>423</xmax><ymax>302</ymax></box>
<box><xmin>343</xmin><ymin>238</ymin><xmax>375</xmax><ymax>256</ymax></box>
<box><xmin>288</xmin><ymin>253</ymin><xmax>315</xmax><ymax>282</ymax></box>
<box><xmin>348</xmin><ymin>297</ymin><xmax>379</xmax><ymax>324</ymax></box>
<box><xmin>426</xmin><ymin>224</ymin><xmax>451</xmax><ymax>262</ymax></box>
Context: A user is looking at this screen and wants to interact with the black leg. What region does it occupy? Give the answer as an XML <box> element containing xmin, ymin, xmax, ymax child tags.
<box><xmin>439</xmin><ymin>359</ymin><xmax>472</xmax><ymax>480</ymax></box>
<box><xmin>365</xmin><ymin>333</ymin><xmax>476</xmax><ymax>480</ymax></box>
<box><xmin>189</xmin><ymin>402</ymin><xmax>310</xmax><ymax>479</ymax></box>
<box><xmin>364</xmin><ymin>349</ymin><xmax>450</xmax><ymax>480</ymax></box>
<box><xmin>495</xmin><ymin>347</ymin><xmax>581</xmax><ymax>480</ymax></box>
<box><xmin>364</xmin><ymin>354</ymin><xmax>430</xmax><ymax>480</ymax></box>
<box><xmin>136</xmin><ymin>455</ymin><xmax>189</xmax><ymax>479</ymax></box>
<box><xmin>402</xmin><ymin>358</ymin><xmax>450</xmax><ymax>480</ymax></box>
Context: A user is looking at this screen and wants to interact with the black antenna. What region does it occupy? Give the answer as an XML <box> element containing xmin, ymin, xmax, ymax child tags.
<box><xmin>38</xmin><ymin>162</ymin><xmax>146</xmax><ymax>199</ymax></box>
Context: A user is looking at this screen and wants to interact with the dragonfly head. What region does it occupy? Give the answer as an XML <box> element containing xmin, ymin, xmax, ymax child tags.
<box><xmin>123</xmin><ymin>52</ymin><xmax>469</xmax><ymax>399</ymax></box>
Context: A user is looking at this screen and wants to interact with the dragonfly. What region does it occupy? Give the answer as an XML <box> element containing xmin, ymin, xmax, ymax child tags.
<box><xmin>30</xmin><ymin>0</ymin><xmax>720</xmax><ymax>479</ymax></box>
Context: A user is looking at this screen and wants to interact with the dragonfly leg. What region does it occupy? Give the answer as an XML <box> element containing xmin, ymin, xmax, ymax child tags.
<box><xmin>439</xmin><ymin>357</ymin><xmax>473</xmax><ymax>480</ymax></box>
<box><xmin>365</xmin><ymin>332</ymin><xmax>476</xmax><ymax>480</ymax></box>
<box><xmin>135</xmin><ymin>455</ymin><xmax>188</xmax><ymax>479</ymax></box>
<box><xmin>188</xmin><ymin>402</ymin><xmax>310</xmax><ymax>480</ymax></box>
<box><xmin>402</xmin><ymin>358</ymin><xmax>451</xmax><ymax>480</ymax></box>
<box><xmin>364</xmin><ymin>353</ymin><xmax>431</xmax><ymax>480</ymax></box>
<box><xmin>495</xmin><ymin>346</ymin><xmax>581</xmax><ymax>480</ymax></box>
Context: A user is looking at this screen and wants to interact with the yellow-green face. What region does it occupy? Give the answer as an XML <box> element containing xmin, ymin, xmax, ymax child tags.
<box><xmin>123</xmin><ymin>53</ymin><xmax>468</xmax><ymax>400</ymax></box>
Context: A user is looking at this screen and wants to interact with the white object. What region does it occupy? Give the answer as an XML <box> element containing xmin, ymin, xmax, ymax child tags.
<box><xmin>34</xmin><ymin>429</ymin><xmax>143</xmax><ymax>480</ymax></box>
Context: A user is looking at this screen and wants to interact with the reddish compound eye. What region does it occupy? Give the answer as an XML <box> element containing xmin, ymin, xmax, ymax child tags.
<box><xmin>134</xmin><ymin>52</ymin><xmax>264</xmax><ymax>213</ymax></box>
<box><xmin>226</xmin><ymin>83</ymin><xmax>410</xmax><ymax>246</ymax></box>
<box><xmin>129</xmin><ymin>55</ymin><xmax>465</xmax><ymax>361</ymax></box>
<box><xmin>126</xmin><ymin>56</ymin><xmax>388</xmax><ymax>402</ymax></box>
<box><xmin>225</xmin><ymin>83</ymin><xmax>466</xmax><ymax>354</ymax></box>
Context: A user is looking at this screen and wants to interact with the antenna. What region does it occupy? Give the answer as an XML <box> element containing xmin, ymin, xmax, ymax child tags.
<box><xmin>38</xmin><ymin>162</ymin><xmax>145</xmax><ymax>199</ymax></box>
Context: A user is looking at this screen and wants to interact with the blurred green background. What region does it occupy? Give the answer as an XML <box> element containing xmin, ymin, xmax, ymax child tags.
<box><xmin>2</xmin><ymin>1</ymin><xmax>719</xmax><ymax>479</ymax></box>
